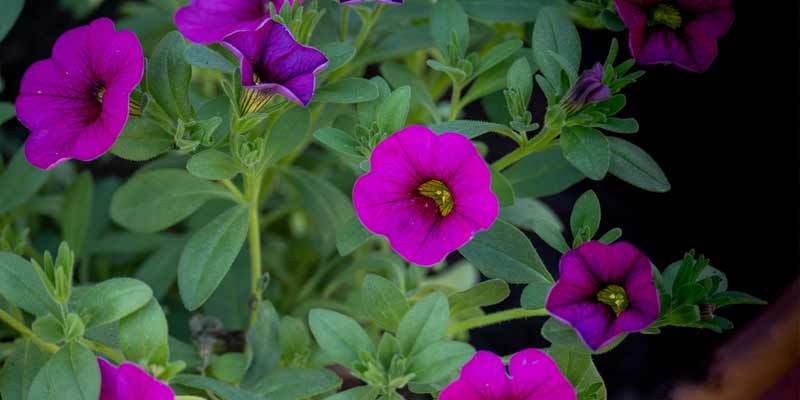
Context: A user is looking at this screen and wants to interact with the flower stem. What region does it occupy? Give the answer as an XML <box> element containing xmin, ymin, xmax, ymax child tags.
<box><xmin>244</xmin><ymin>175</ymin><xmax>264</xmax><ymax>325</ymax></box>
<box><xmin>491</xmin><ymin>126</ymin><xmax>561</xmax><ymax>171</ymax></box>
<box><xmin>446</xmin><ymin>308</ymin><xmax>549</xmax><ymax>336</ymax></box>
<box><xmin>84</xmin><ymin>339</ymin><xmax>125</xmax><ymax>364</ymax></box>
<box><xmin>329</xmin><ymin>4</ymin><xmax>387</xmax><ymax>82</ymax></box>
<box><xmin>448</xmin><ymin>84</ymin><xmax>463</xmax><ymax>121</ymax></box>
<box><xmin>0</xmin><ymin>308</ymin><xmax>59</xmax><ymax>353</ymax></box>
<box><xmin>340</xmin><ymin>6</ymin><xmax>350</xmax><ymax>42</ymax></box>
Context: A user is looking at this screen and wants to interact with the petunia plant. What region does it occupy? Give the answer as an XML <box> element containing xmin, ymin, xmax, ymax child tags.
<box><xmin>0</xmin><ymin>0</ymin><xmax>760</xmax><ymax>399</ymax></box>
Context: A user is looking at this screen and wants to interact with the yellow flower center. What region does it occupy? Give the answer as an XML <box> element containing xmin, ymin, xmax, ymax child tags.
<box><xmin>650</xmin><ymin>4</ymin><xmax>682</xmax><ymax>29</ymax></box>
<box><xmin>95</xmin><ymin>86</ymin><xmax>106</xmax><ymax>104</ymax></box>
<box><xmin>596</xmin><ymin>284</ymin><xmax>629</xmax><ymax>316</ymax></box>
<box><xmin>418</xmin><ymin>179</ymin><xmax>454</xmax><ymax>217</ymax></box>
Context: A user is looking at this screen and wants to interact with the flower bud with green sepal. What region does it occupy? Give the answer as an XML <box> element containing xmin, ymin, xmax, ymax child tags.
<box><xmin>31</xmin><ymin>241</ymin><xmax>75</xmax><ymax>305</ymax></box>
<box><xmin>174</xmin><ymin>117</ymin><xmax>222</xmax><ymax>152</ymax></box>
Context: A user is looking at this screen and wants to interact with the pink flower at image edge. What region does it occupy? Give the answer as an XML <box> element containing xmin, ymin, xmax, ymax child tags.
<box><xmin>175</xmin><ymin>0</ymin><xmax>303</xmax><ymax>44</ymax></box>
<box><xmin>98</xmin><ymin>358</ymin><xmax>174</xmax><ymax>400</ymax></box>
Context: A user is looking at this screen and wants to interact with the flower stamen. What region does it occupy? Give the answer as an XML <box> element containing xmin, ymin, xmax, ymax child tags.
<box><xmin>649</xmin><ymin>4</ymin><xmax>682</xmax><ymax>29</ymax></box>
<box><xmin>418</xmin><ymin>179</ymin><xmax>454</xmax><ymax>217</ymax></box>
<box><xmin>239</xmin><ymin>88</ymin><xmax>274</xmax><ymax>115</ymax></box>
<box><xmin>597</xmin><ymin>284</ymin><xmax>629</xmax><ymax>316</ymax></box>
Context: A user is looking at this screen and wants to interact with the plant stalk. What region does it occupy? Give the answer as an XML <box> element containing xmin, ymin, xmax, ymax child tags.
<box><xmin>0</xmin><ymin>308</ymin><xmax>59</xmax><ymax>353</ymax></box>
<box><xmin>446</xmin><ymin>308</ymin><xmax>549</xmax><ymax>336</ymax></box>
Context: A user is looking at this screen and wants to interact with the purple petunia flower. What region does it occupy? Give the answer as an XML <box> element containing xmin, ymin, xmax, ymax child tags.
<box><xmin>175</xmin><ymin>0</ymin><xmax>302</xmax><ymax>44</ymax></box>
<box><xmin>546</xmin><ymin>241</ymin><xmax>660</xmax><ymax>351</ymax></box>
<box><xmin>339</xmin><ymin>0</ymin><xmax>403</xmax><ymax>4</ymax></box>
<box><xmin>222</xmin><ymin>20</ymin><xmax>328</xmax><ymax>108</ymax></box>
<box><xmin>614</xmin><ymin>0</ymin><xmax>735</xmax><ymax>73</ymax></box>
<box><xmin>562</xmin><ymin>63</ymin><xmax>610</xmax><ymax>113</ymax></box>
<box><xmin>98</xmin><ymin>358</ymin><xmax>174</xmax><ymax>400</ymax></box>
<box><xmin>440</xmin><ymin>349</ymin><xmax>576</xmax><ymax>400</ymax></box>
<box><xmin>15</xmin><ymin>18</ymin><xmax>144</xmax><ymax>170</ymax></box>
<box><xmin>352</xmin><ymin>126</ymin><xmax>499</xmax><ymax>266</ymax></box>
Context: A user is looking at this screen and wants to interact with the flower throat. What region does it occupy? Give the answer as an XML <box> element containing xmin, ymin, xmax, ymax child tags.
<box><xmin>596</xmin><ymin>284</ymin><xmax>629</xmax><ymax>316</ymax></box>
<box><xmin>418</xmin><ymin>179</ymin><xmax>454</xmax><ymax>217</ymax></box>
<box><xmin>649</xmin><ymin>4</ymin><xmax>682</xmax><ymax>29</ymax></box>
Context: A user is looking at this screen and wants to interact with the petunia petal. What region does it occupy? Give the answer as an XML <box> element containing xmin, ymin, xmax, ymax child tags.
<box><xmin>175</xmin><ymin>0</ymin><xmax>268</xmax><ymax>44</ymax></box>
<box><xmin>440</xmin><ymin>379</ymin><xmax>485</xmax><ymax>400</ymax></box>
<box><xmin>460</xmin><ymin>351</ymin><xmax>512</xmax><ymax>399</ymax></box>
<box><xmin>509</xmin><ymin>349</ymin><xmax>576</xmax><ymax>400</ymax></box>
<box><xmin>577</xmin><ymin>241</ymin><xmax>643</xmax><ymax>284</ymax></box>
<box><xmin>675</xmin><ymin>0</ymin><xmax>732</xmax><ymax>13</ymax></box>
<box><xmin>115</xmin><ymin>363</ymin><xmax>175</xmax><ymax>400</ymax></box>
<box><xmin>98</xmin><ymin>358</ymin><xmax>120</xmax><ymax>400</ymax></box>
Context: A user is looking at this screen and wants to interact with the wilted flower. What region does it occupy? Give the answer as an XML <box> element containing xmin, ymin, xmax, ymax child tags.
<box><xmin>440</xmin><ymin>349</ymin><xmax>576</xmax><ymax>400</ymax></box>
<box><xmin>15</xmin><ymin>18</ymin><xmax>144</xmax><ymax>170</ymax></box>
<box><xmin>546</xmin><ymin>241</ymin><xmax>660</xmax><ymax>351</ymax></box>
<box><xmin>98</xmin><ymin>358</ymin><xmax>174</xmax><ymax>400</ymax></box>
<box><xmin>339</xmin><ymin>0</ymin><xmax>403</xmax><ymax>5</ymax></box>
<box><xmin>562</xmin><ymin>63</ymin><xmax>610</xmax><ymax>114</ymax></box>
<box><xmin>352</xmin><ymin>125</ymin><xmax>498</xmax><ymax>266</ymax></box>
<box><xmin>222</xmin><ymin>20</ymin><xmax>328</xmax><ymax>108</ymax></box>
<box><xmin>175</xmin><ymin>0</ymin><xmax>302</xmax><ymax>44</ymax></box>
<box><xmin>614</xmin><ymin>0</ymin><xmax>735</xmax><ymax>73</ymax></box>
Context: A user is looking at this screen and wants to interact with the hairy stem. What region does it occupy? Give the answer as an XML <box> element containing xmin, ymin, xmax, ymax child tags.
<box><xmin>491</xmin><ymin>126</ymin><xmax>561</xmax><ymax>171</ymax></box>
<box><xmin>0</xmin><ymin>308</ymin><xmax>59</xmax><ymax>353</ymax></box>
<box><xmin>84</xmin><ymin>339</ymin><xmax>125</xmax><ymax>364</ymax></box>
<box><xmin>447</xmin><ymin>308</ymin><xmax>549</xmax><ymax>336</ymax></box>
<box><xmin>448</xmin><ymin>84</ymin><xmax>463</xmax><ymax>121</ymax></box>
<box><xmin>244</xmin><ymin>175</ymin><xmax>264</xmax><ymax>325</ymax></box>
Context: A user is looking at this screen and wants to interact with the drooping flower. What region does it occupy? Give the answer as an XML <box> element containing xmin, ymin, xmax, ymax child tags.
<box><xmin>222</xmin><ymin>20</ymin><xmax>328</xmax><ymax>108</ymax></box>
<box><xmin>352</xmin><ymin>126</ymin><xmax>499</xmax><ymax>266</ymax></box>
<box><xmin>440</xmin><ymin>349</ymin><xmax>576</xmax><ymax>400</ymax></box>
<box><xmin>175</xmin><ymin>0</ymin><xmax>302</xmax><ymax>44</ymax></box>
<box><xmin>614</xmin><ymin>0</ymin><xmax>735</xmax><ymax>73</ymax></box>
<box><xmin>339</xmin><ymin>0</ymin><xmax>403</xmax><ymax>4</ymax></box>
<box><xmin>546</xmin><ymin>241</ymin><xmax>660</xmax><ymax>351</ymax></box>
<box><xmin>98</xmin><ymin>358</ymin><xmax>174</xmax><ymax>400</ymax></box>
<box><xmin>561</xmin><ymin>62</ymin><xmax>610</xmax><ymax>114</ymax></box>
<box><xmin>15</xmin><ymin>18</ymin><xmax>144</xmax><ymax>170</ymax></box>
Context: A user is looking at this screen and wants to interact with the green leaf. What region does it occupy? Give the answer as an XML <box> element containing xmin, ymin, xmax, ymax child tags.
<box><xmin>27</xmin><ymin>343</ymin><xmax>100</xmax><ymax>400</ymax></box>
<box><xmin>501</xmin><ymin>198</ymin><xmax>569</xmax><ymax>253</ymax></box>
<box><xmin>314</xmin><ymin>127</ymin><xmax>362</xmax><ymax>158</ymax></box>
<box><xmin>242</xmin><ymin>301</ymin><xmax>281</xmax><ymax>388</ymax></box>
<box><xmin>459</xmin><ymin>220</ymin><xmax>552</xmax><ymax>284</ymax></box>
<box><xmin>532</xmin><ymin>7</ymin><xmax>580</xmax><ymax>90</ymax></box>
<box><xmin>0</xmin><ymin>0</ymin><xmax>24</xmax><ymax>43</ymax></box>
<box><xmin>148</xmin><ymin>31</ymin><xmax>193</xmax><ymax>122</ymax></box>
<box><xmin>460</xmin><ymin>56</ymin><xmax>514</xmax><ymax>107</ymax></box>
<box><xmin>377</xmin><ymin>86</ymin><xmax>412</xmax><ymax>135</ymax></box>
<box><xmin>594</xmin><ymin>117</ymin><xmax>639</xmax><ymax>134</ymax></box>
<box><xmin>708</xmin><ymin>291</ymin><xmax>767</xmax><ymax>309</ymax></box>
<box><xmin>134</xmin><ymin>238</ymin><xmax>184</xmax><ymax>300</ymax></box>
<box><xmin>608</xmin><ymin>137</ymin><xmax>670</xmax><ymax>192</ymax></box>
<box><xmin>0</xmin><ymin>252</ymin><xmax>60</xmax><ymax>316</ymax></box>
<box><xmin>546</xmin><ymin>345</ymin><xmax>607</xmax><ymax>400</ymax></box>
<box><xmin>507</xmin><ymin>57</ymin><xmax>533</xmax><ymax>106</ymax></box>
<box><xmin>324</xmin><ymin>386</ymin><xmax>379</xmax><ymax>400</ymax></box>
<box><xmin>278</xmin><ymin>316</ymin><xmax>311</xmax><ymax>360</ymax></box>
<box><xmin>429</xmin><ymin>120</ymin><xmax>511</xmax><ymax>139</ymax></box>
<box><xmin>0</xmin><ymin>340</ymin><xmax>49</xmax><ymax>400</ymax></box>
<box><xmin>431</xmin><ymin>0</ymin><xmax>470</xmax><ymax>57</ymax></box>
<box><xmin>561</xmin><ymin>127</ymin><xmax>610</xmax><ymax>181</ymax></box>
<box><xmin>210</xmin><ymin>353</ymin><xmax>247</xmax><ymax>384</ymax></box>
<box><xmin>380</xmin><ymin>62</ymin><xmax>438</xmax><ymax>121</ymax></box>
<box><xmin>336</xmin><ymin>216</ymin><xmax>374</xmax><ymax>256</ymax></box>
<box><xmin>172</xmin><ymin>374</ymin><xmax>264</xmax><ymax>400</ymax></box>
<box><xmin>541</xmin><ymin>318</ymin><xmax>588</xmax><ymax>353</ymax></box>
<box><xmin>0</xmin><ymin>102</ymin><xmax>17</xmax><ymax>125</ymax></box>
<box><xmin>448</xmin><ymin>279</ymin><xmax>510</xmax><ymax>314</ymax></box>
<box><xmin>264</xmin><ymin>107</ymin><xmax>311</xmax><ymax>166</ymax></box>
<box><xmin>309</xmin><ymin>309</ymin><xmax>375</xmax><ymax>368</ymax></box>
<box><xmin>521</xmin><ymin>281</ymin><xmax>552</xmax><ymax>309</ymax></box>
<box><xmin>178</xmin><ymin>205</ymin><xmax>250</xmax><ymax>311</ymax></box>
<box><xmin>257</xmin><ymin>368</ymin><xmax>342</xmax><ymax>400</ymax></box>
<box><xmin>459</xmin><ymin>0</ymin><xmax>566</xmax><ymax>23</ymax></box>
<box><xmin>491</xmin><ymin>170</ymin><xmax>515</xmax><ymax>208</ymax></box>
<box><xmin>314</xmin><ymin>78</ymin><xmax>379</xmax><ymax>104</ymax></box>
<box><xmin>361</xmin><ymin>26</ymin><xmax>434</xmax><ymax>65</ymax></box>
<box><xmin>111</xmin><ymin>117</ymin><xmax>174</xmax><ymax>161</ymax></box>
<box><xmin>60</xmin><ymin>172</ymin><xmax>93</xmax><ymax>255</ymax></box>
<box><xmin>318</xmin><ymin>42</ymin><xmax>356</xmax><ymax>74</ymax></box>
<box><xmin>32</xmin><ymin>314</ymin><xmax>64</xmax><ymax>343</ymax></box>
<box><xmin>184</xmin><ymin>44</ymin><xmax>235</xmax><ymax>73</ymax></box>
<box><xmin>477</xmin><ymin>39</ymin><xmax>524</xmax><ymax>77</ymax></box>
<box><xmin>77</xmin><ymin>278</ymin><xmax>152</xmax><ymax>328</ymax></box>
<box><xmin>119</xmin><ymin>298</ymin><xmax>169</xmax><ymax>365</ymax></box>
<box><xmin>396</xmin><ymin>292</ymin><xmax>449</xmax><ymax>356</ymax></box>
<box><xmin>0</xmin><ymin>149</ymin><xmax>50</xmax><ymax>214</ymax></box>
<box><xmin>361</xmin><ymin>274</ymin><xmax>409</xmax><ymax>332</ymax></box>
<box><xmin>111</xmin><ymin>169</ymin><xmax>235</xmax><ymax>233</ymax></box>
<box><xmin>570</xmin><ymin>190</ymin><xmax>601</xmax><ymax>242</ymax></box>
<box><xmin>504</xmin><ymin>148</ymin><xmax>584</xmax><ymax>198</ymax></box>
<box><xmin>408</xmin><ymin>341</ymin><xmax>474</xmax><ymax>384</ymax></box>
<box><xmin>187</xmin><ymin>150</ymin><xmax>241</xmax><ymax>180</ymax></box>
<box><xmin>598</xmin><ymin>228</ymin><xmax>622</xmax><ymax>244</ymax></box>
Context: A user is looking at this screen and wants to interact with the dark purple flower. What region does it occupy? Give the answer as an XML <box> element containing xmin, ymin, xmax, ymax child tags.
<box><xmin>440</xmin><ymin>349</ymin><xmax>575</xmax><ymax>400</ymax></box>
<box><xmin>339</xmin><ymin>0</ymin><xmax>403</xmax><ymax>4</ymax></box>
<box><xmin>614</xmin><ymin>0</ymin><xmax>735</xmax><ymax>73</ymax></box>
<box><xmin>353</xmin><ymin>126</ymin><xmax>498</xmax><ymax>266</ymax></box>
<box><xmin>546</xmin><ymin>241</ymin><xmax>660</xmax><ymax>351</ymax></box>
<box><xmin>15</xmin><ymin>18</ymin><xmax>144</xmax><ymax>170</ymax></box>
<box><xmin>98</xmin><ymin>358</ymin><xmax>174</xmax><ymax>400</ymax></box>
<box><xmin>221</xmin><ymin>20</ymin><xmax>328</xmax><ymax>107</ymax></box>
<box><xmin>562</xmin><ymin>62</ymin><xmax>610</xmax><ymax>113</ymax></box>
<box><xmin>175</xmin><ymin>0</ymin><xmax>303</xmax><ymax>44</ymax></box>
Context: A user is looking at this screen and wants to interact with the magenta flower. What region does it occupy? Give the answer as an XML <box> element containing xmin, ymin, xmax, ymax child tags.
<box><xmin>175</xmin><ymin>0</ymin><xmax>302</xmax><ymax>44</ymax></box>
<box><xmin>440</xmin><ymin>349</ymin><xmax>575</xmax><ymax>400</ymax></box>
<box><xmin>15</xmin><ymin>18</ymin><xmax>143</xmax><ymax>170</ymax></box>
<box><xmin>352</xmin><ymin>126</ymin><xmax>499</xmax><ymax>266</ymax></box>
<box><xmin>222</xmin><ymin>20</ymin><xmax>328</xmax><ymax>107</ymax></box>
<box><xmin>614</xmin><ymin>0</ymin><xmax>735</xmax><ymax>73</ymax></box>
<box><xmin>546</xmin><ymin>241</ymin><xmax>660</xmax><ymax>351</ymax></box>
<box><xmin>339</xmin><ymin>0</ymin><xmax>403</xmax><ymax>4</ymax></box>
<box><xmin>562</xmin><ymin>63</ymin><xmax>610</xmax><ymax>113</ymax></box>
<box><xmin>98</xmin><ymin>358</ymin><xmax>174</xmax><ymax>400</ymax></box>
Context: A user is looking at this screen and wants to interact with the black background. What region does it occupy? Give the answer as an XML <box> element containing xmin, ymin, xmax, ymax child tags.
<box><xmin>1</xmin><ymin>1</ymin><xmax>797</xmax><ymax>398</ymax></box>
